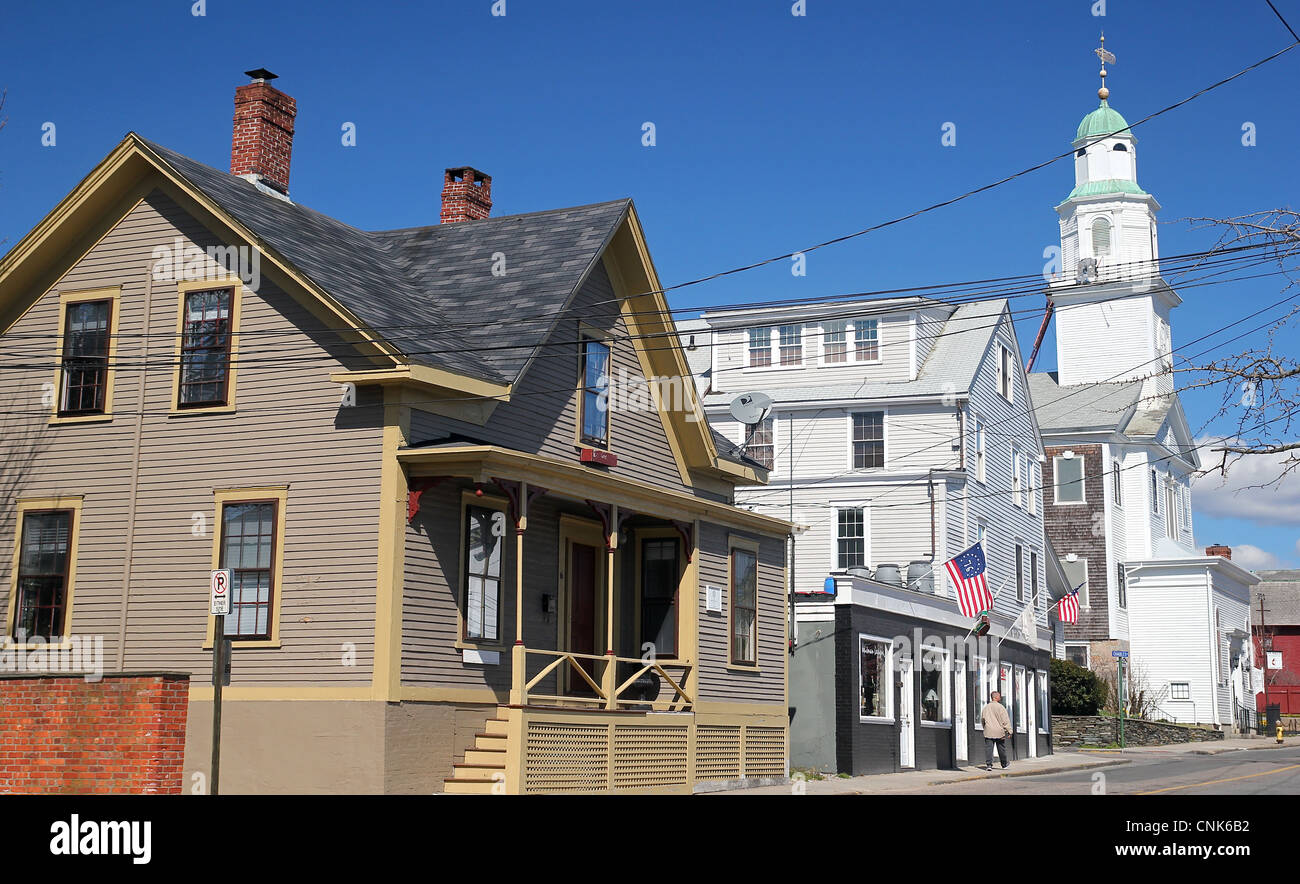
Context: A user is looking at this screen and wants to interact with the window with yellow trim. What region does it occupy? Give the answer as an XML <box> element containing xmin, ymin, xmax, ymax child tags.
<box><xmin>178</xmin><ymin>286</ymin><xmax>236</xmax><ymax>408</ymax></box>
<box><xmin>730</xmin><ymin>546</ymin><xmax>758</xmax><ymax>666</ymax></box>
<box><xmin>7</xmin><ymin>497</ymin><xmax>83</xmax><ymax>644</ymax></box>
<box><xmin>217</xmin><ymin>498</ymin><xmax>280</xmax><ymax>640</ymax></box>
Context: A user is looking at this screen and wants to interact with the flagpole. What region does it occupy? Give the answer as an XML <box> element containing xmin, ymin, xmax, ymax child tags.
<box><xmin>962</xmin><ymin>574</ymin><xmax>1014</xmax><ymax>640</ymax></box>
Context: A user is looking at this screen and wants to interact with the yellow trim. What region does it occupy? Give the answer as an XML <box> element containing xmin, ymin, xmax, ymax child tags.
<box><xmin>187</xmin><ymin>685</ymin><xmax>374</xmax><ymax>702</ymax></box>
<box><xmin>557</xmin><ymin>515</ymin><xmax>606</xmax><ymax>694</ymax></box>
<box><xmin>202</xmin><ymin>486</ymin><xmax>288</xmax><ymax>650</ymax></box>
<box><xmin>49</xmin><ymin>287</ymin><xmax>121</xmax><ymax>425</ymax></box>
<box><xmin>398</xmin><ymin>444</ymin><xmax>792</xmax><ymax>536</ymax></box>
<box><xmin>330</xmin><ymin>364</ymin><xmax>511</xmax><ymax>401</ymax></box>
<box><xmin>372</xmin><ymin>386</ymin><xmax>409</xmax><ymax>700</ymax></box>
<box><xmin>5</xmin><ymin>496</ymin><xmax>85</xmax><ymax>648</ymax></box>
<box><xmin>631</xmin><ymin>525</ymin><xmax>689</xmax><ymax>663</ymax></box>
<box><xmin>398</xmin><ymin>686</ymin><xmax>503</xmax><ymax>704</ymax></box>
<box><xmin>727</xmin><ymin>535</ymin><xmax>761</xmax><ymax>668</ymax></box>
<box><xmin>693</xmin><ymin>701</ymin><xmax>788</xmax><ymax>717</ymax></box>
<box><xmin>457</xmin><ymin>490</ymin><xmax>511</xmax><ymax>647</ymax></box>
<box><xmin>168</xmin><ymin>277</ymin><xmax>243</xmax><ymax>416</ymax></box>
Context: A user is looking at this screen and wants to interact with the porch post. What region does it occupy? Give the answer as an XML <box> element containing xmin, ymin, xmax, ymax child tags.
<box><xmin>510</xmin><ymin>481</ymin><xmax>529</xmax><ymax>706</ymax></box>
<box><xmin>603</xmin><ymin>503</ymin><xmax>619</xmax><ymax>710</ymax></box>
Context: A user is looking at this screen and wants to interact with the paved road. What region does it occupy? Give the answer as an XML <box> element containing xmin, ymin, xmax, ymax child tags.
<box><xmin>912</xmin><ymin>746</ymin><xmax>1300</xmax><ymax>795</ymax></box>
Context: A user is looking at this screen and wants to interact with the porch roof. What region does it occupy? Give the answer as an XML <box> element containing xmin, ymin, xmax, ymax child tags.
<box><xmin>397</xmin><ymin>444</ymin><xmax>792</xmax><ymax>536</ymax></box>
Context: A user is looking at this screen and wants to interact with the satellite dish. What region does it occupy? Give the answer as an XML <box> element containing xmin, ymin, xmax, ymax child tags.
<box><xmin>728</xmin><ymin>391</ymin><xmax>773</xmax><ymax>425</ymax></box>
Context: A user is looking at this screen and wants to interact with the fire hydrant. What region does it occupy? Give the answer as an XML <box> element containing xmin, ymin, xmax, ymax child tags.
<box><xmin>1277</xmin><ymin>722</ymin><xmax>1285</xmax><ymax>744</ymax></box>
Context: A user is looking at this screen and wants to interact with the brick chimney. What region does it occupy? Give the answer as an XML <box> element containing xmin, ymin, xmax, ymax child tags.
<box><xmin>1206</xmin><ymin>544</ymin><xmax>1232</xmax><ymax>560</ymax></box>
<box><xmin>441</xmin><ymin>167</ymin><xmax>492</xmax><ymax>223</ymax></box>
<box><xmin>231</xmin><ymin>69</ymin><xmax>296</xmax><ymax>195</ymax></box>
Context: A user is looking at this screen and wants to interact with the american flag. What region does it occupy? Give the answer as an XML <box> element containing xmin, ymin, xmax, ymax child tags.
<box><xmin>1058</xmin><ymin>586</ymin><xmax>1082</xmax><ymax>624</ymax></box>
<box><xmin>944</xmin><ymin>542</ymin><xmax>993</xmax><ymax>619</ymax></box>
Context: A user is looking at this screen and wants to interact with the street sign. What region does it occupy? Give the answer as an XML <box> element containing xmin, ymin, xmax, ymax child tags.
<box><xmin>210</xmin><ymin>569</ymin><xmax>232</xmax><ymax>616</ymax></box>
<box><xmin>1111</xmin><ymin>650</ymin><xmax>1129</xmax><ymax>658</ymax></box>
<box><xmin>1268</xmin><ymin>651</ymin><xmax>1283</xmax><ymax>671</ymax></box>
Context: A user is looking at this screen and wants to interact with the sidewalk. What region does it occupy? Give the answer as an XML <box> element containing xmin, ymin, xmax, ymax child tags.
<box><xmin>1075</xmin><ymin>734</ymin><xmax>1295</xmax><ymax>758</ymax></box>
<box><xmin>712</xmin><ymin>750</ymin><xmax>1129</xmax><ymax>795</ymax></box>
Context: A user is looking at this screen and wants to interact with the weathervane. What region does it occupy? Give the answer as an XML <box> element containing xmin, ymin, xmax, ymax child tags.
<box><xmin>1094</xmin><ymin>33</ymin><xmax>1116</xmax><ymax>101</ymax></box>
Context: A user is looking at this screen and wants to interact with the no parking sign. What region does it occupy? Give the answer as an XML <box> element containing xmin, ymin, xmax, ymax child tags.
<box><xmin>210</xmin><ymin>569</ymin><xmax>232</xmax><ymax>616</ymax></box>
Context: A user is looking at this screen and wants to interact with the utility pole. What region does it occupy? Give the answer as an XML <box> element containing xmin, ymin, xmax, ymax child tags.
<box><xmin>1259</xmin><ymin>594</ymin><xmax>1271</xmax><ymax>727</ymax></box>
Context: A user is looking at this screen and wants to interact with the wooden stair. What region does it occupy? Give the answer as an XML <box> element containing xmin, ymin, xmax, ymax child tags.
<box><xmin>443</xmin><ymin>707</ymin><xmax>510</xmax><ymax>794</ymax></box>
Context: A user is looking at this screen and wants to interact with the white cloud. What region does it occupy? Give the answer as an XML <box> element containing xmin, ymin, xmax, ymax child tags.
<box><xmin>1191</xmin><ymin>439</ymin><xmax>1300</xmax><ymax>524</ymax></box>
<box><xmin>1231</xmin><ymin>544</ymin><xmax>1283</xmax><ymax>570</ymax></box>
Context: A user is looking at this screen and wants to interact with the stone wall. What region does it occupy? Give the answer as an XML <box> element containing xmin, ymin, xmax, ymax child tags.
<box><xmin>1052</xmin><ymin>714</ymin><xmax>1225</xmax><ymax>748</ymax></box>
<box><xmin>0</xmin><ymin>673</ymin><xmax>189</xmax><ymax>794</ymax></box>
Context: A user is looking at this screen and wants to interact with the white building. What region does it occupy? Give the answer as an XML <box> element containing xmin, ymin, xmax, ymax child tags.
<box><xmin>1030</xmin><ymin>76</ymin><xmax>1259</xmax><ymax>727</ymax></box>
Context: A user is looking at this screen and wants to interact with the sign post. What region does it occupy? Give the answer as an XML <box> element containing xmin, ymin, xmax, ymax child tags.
<box><xmin>1112</xmin><ymin>650</ymin><xmax>1129</xmax><ymax>748</ymax></box>
<box><xmin>210</xmin><ymin>569</ymin><xmax>231</xmax><ymax>796</ymax></box>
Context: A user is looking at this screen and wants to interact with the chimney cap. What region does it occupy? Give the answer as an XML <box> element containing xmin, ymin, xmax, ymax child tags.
<box><xmin>244</xmin><ymin>68</ymin><xmax>279</xmax><ymax>82</ymax></box>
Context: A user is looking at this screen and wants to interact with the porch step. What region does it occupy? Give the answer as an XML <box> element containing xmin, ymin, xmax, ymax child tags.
<box><xmin>464</xmin><ymin>747</ymin><xmax>508</xmax><ymax>766</ymax></box>
<box><xmin>443</xmin><ymin>710</ymin><xmax>512</xmax><ymax>795</ymax></box>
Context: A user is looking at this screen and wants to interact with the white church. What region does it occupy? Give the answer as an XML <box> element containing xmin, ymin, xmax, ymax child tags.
<box><xmin>1030</xmin><ymin>42</ymin><xmax>1260</xmax><ymax>729</ymax></box>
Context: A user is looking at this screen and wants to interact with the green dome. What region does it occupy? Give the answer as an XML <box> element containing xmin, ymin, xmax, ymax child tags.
<box><xmin>1076</xmin><ymin>100</ymin><xmax>1131</xmax><ymax>140</ymax></box>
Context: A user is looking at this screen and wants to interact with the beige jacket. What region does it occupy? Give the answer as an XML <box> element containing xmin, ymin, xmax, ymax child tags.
<box><xmin>981</xmin><ymin>701</ymin><xmax>1012</xmax><ymax>739</ymax></box>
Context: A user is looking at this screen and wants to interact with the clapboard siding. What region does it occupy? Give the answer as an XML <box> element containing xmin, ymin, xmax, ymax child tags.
<box><xmin>696</xmin><ymin>522</ymin><xmax>786</xmax><ymax>704</ymax></box>
<box><xmin>0</xmin><ymin>189</ymin><xmax>384</xmax><ymax>683</ymax></box>
<box><xmin>405</xmin><ymin>260</ymin><xmax>688</xmax><ymax>493</ymax></box>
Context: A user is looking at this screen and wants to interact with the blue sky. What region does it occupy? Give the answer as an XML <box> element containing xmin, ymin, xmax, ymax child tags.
<box><xmin>1</xmin><ymin>0</ymin><xmax>1297</xmax><ymax>565</ymax></box>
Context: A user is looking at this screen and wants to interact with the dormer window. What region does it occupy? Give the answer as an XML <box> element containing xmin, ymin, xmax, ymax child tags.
<box><xmin>854</xmin><ymin>319</ymin><xmax>879</xmax><ymax>361</ymax></box>
<box><xmin>778</xmin><ymin>325</ymin><xmax>802</xmax><ymax>366</ymax></box>
<box><xmin>747</xmin><ymin>327</ymin><xmax>772</xmax><ymax>368</ymax></box>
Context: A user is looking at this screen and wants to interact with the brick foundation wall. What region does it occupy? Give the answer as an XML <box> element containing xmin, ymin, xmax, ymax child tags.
<box><xmin>0</xmin><ymin>673</ymin><xmax>189</xmax><ymax>794</ymax></box>
<box><xmin>1051</xmin><ymin>715</ymin><xmax>1225</xmax><ymax>748</ymax></box>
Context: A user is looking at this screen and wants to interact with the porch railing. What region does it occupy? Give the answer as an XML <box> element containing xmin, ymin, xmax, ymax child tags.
<box><xmin>514</xmin><ymin>646</ymin><xmax>693</xmax><ymax>711</ymax></box>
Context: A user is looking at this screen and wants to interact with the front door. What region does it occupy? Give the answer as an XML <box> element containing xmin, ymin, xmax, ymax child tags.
<box><xmin>567</xmin><ymin>541</ymin><xmax>600</xmax><ymax>693</ymax></box>
<box><xmin>954</xmin><ymin>660</ymin><xmax>968</xmax><ymax>762</ymax></box>
<box><xmin>899</xmin><ymin>657</ymin><xmax>915</xmax><ymax>769</ymax></box>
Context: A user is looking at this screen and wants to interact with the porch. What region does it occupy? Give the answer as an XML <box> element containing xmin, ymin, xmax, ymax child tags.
<box><xmin>398</xmin><ymin>444</ymin><xmax>789</xmax><ymax>793</ymax></box>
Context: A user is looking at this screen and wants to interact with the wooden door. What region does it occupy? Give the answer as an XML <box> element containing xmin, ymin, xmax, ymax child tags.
<box><xmin>568</xmin><ymin>541</ymin><xmax>599</xmax><ymax>693</ymax></box>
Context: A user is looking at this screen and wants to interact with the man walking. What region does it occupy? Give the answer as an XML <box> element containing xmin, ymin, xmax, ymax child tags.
<box><xmin>980</xmin><ymin>690</ymin><xmax>1012</xmax><ymax>771</ymax></box>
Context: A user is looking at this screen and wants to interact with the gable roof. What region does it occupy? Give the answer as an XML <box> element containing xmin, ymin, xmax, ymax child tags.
<box><xmin>138</xmin><ymin>138</ymin><xmax>630</xmax><ymax>386</ymax></box>
<box><xmin>1254</xmin><ymin>571</ymin><xmax>1300</xmax><ymax>626</ymax></box>
<box><xmin>1026</xmin><ymin>373</ymin><xmax>1144</xmax><ymax>434</ymax></box>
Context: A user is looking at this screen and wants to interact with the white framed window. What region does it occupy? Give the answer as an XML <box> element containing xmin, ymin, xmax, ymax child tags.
<box><xmin>822</xmin><ymin>320</ymin><xmax>848</xmax><ymax>363</ymax></box>
<box><xmin>1115</xmin><ymin>563</ymin><xmax>1127</xmax><ymax>608</ymax></box>
<box><xmin>1061</xmin><ymin>556</ymin><xmax>1089</xmax><ymax>608</ymax></box>
<box><xmin>778</xmin><ymin>324</ymin><xmax>803</xmax><ymax>366</ymax></box>
<box><xmin>1031</xmin><ymin>550</ymin><xmax>1041</xmax><ymax>611</ymax></box>
<box><xmin>1170</xmin><ymin>682</ymin><xmax>1190</xmax><ymax>700</ymax></box>
<box><xmin>1092</xmin><ymin>216</ymin><xmax>1112</xmax><ymax>257</ymax></box>
<box><xmin>1012</xmin><ymin>448</ymin><xmax>1023</xmax><ymax>508</ymax></box>
<box><xmin>1053</xmin><ymin>454</ymin><xmax>1085</xmax><ymax>504</ymax></box>
<box><xmin>999</xmin><ymin>662</ymin><xmax>1013</xmax><ymax>711</ymax></box>
<box><xmin>850</xmin><ymin>411</ymin><xmax>884</xmax><ymax>469</ymax></box>
<box><xmin>835</xmin><ymin>506</ymin><xmax>867</xmax><ymax>570</ymax></box>
<box><xmin>974</xmin><ymin>656</ymin><xmax>993</xmax><ymax>729</ymax></box>
<box><xmin>973</xmin><ymin>418</ymin><xmax>986</xmax><ymax>483</ymax></box>
<box><xmin>919</xmin><ymin>645</ymin><xmax>951</xmax><ymax>725</ymax></box>
<box><xmin>747</xmin><ymin>327</ymin><xmax>772</xmax><ymax>368</ymax></box>
<box><xmin>1065</xmin><ymin>643</ymin><xmax>1089</xmax><ymax>668</ymax></box>
<box><xmin>997</xmin><ymin>344</ymin><xmax>1015</xmax><ymax>402</ymax></box>
<box><xmin>743</xmin><ymin>416</ymin><xmax>774</xmax><ymax>470</ymax></box>
<box><xmin>854</xmin><ymin>319</ymin><xmax>880</xmax><ymax>362</ymax></box>
<box><xmin>1015</xmin><ymin>543</ymin><xmax>1025</xmax><ymax>603</ymax></box>
<box><xmin>1036</xmin><ymin>670</ymin><xmax>1049</xmax><ymax>732</ymax></box>
<box><xmin>1164</xmin><ymin>481</ymin><xmax>1178</xmax><ymax>540</ymax></box>
<box><xmin>859</xmin><ymin>635</ymin><xmax>894</xmax><ymax>721</ymax></box>
<box><xmin>1112</xmin><ymin>459</ymin><xmax>1123</xmax><ymax>506</ymax></box>
<box><xmin>1150</xmin><ymin>468</ymin><xmax>1160</xmax><ymax>514</ymax></box>
<box><xmin>1028</xmin><ymin>463</ymin><xmax>1038</xmax><ymax>515</ymax></box>
<box><xmin>977</xmin><ymin>522</ymin><xmax>990</xmax><ymax>556</ymax></box>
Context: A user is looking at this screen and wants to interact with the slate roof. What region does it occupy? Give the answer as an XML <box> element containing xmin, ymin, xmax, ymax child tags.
<box><xmin>700</xmin><ymin>299</ymin><xmax>1007</xmax><ymax>407</ymax></box>
<box><xmin>1254</xmin><ymin>571</ymin><xmax>1300</xmax><ymax>626</ymax></box>
<box><xmin>1026</xmin><ymin>372</ymin><xmax>1146</xmax><ymax>434</ymax></box>
<box><xmin>139</xmin><ymin>137</ymin><xmax>630</xmax><ymax>385</ymax></box>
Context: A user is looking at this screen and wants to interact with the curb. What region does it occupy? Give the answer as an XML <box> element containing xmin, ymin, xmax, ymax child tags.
<box><xmin>930</xmin><ymin>758</ymin><xmax>1130</xmax><ymax>786</ymax></box>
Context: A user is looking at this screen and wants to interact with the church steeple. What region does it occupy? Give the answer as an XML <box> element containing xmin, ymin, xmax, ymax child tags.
<box><xmin>1050</xmin><ymin>36</ymin><xmax>1179</xmax><ymax>397</ymax></box>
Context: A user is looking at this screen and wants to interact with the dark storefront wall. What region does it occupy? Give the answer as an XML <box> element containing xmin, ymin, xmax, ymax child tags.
<box><xmin>835</xmin><ymin>604</ymin><xmax>1053</xmax><ymax>776</ymax></box>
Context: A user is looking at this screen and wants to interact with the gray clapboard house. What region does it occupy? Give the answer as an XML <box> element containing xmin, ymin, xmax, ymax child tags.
<box><xmin>0</xmin><ymin>73</ymin><xmax>791</xmax><ymax>794</ymax></box>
